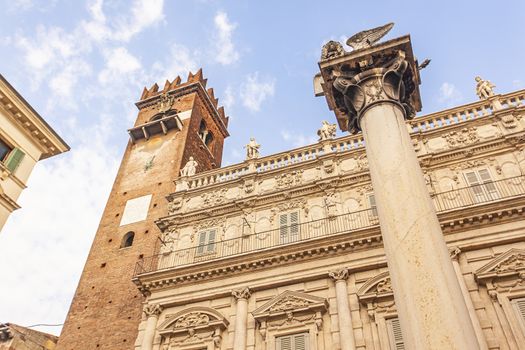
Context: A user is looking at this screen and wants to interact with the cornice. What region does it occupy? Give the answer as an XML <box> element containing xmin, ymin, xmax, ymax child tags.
<box><xmin>0</xmin><ymin>75</ymin><xmax>69</xmax><ymax>159</ymax></box>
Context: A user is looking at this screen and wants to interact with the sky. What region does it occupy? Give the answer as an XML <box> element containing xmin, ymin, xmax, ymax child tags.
<box><xmin>0</xmin><ymin>0</ymin><xmax>524</xmax><ymax>336</ymax></box>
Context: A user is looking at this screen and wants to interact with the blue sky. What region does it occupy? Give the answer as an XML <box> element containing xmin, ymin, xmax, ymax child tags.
<box><xmin>0</xmin><ymin>0</ymin><xmax>524</xmax><ymax>335</ymax></box>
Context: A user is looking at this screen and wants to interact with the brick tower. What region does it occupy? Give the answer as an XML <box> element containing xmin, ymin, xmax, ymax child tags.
<box><xmin>57</xmin><ymin>69</ymin><xmax>229</xmax><ymax>350</ymax></box>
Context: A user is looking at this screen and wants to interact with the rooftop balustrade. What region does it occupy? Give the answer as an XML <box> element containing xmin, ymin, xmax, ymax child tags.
<box><xmin>176</xmin><ymin>90</ymin><xmax>525</xmax><ymax>192</ymax></box>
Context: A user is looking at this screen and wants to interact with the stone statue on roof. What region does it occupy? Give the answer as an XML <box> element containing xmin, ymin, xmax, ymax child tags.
<box><xmin>475</xmin><ymin>76</ymin><xmax>496</xmax><ymax>100</ymax></box>
<box><xmin>180</xmin><ymin>156</ymin><xmax>198</xmax><ymax>177</ymax></box>
<box><xmin>318</xmin><ymin>120</ymin><xmax>337</xmax><ymax>141</ymax></box>
<box><xmin>245</xmin><ymin>138</ymin><xmax>260</xmax><ymax>160</ymax></box>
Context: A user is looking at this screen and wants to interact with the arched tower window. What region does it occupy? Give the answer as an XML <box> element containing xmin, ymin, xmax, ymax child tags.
<box><xmin>198</xmin><ymin>120</ymin><xmax>213</xmax><ymax>148</ymax></box>
<box><xmin>121</xmin><ymin>231</ymin><xmax>135</xmax><ymax>248</ymax></box>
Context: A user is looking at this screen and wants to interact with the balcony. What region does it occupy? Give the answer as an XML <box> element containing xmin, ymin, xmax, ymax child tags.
<box><xmin>135</xmin><ymin>175</ymin><xmax>525</xmax><ymax>277</ymax></box>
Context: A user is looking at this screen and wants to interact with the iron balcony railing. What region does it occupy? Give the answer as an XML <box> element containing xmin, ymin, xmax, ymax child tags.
<box><xmin>135</xmin><ymin>175</ymin><xmax>525</xmax><ymax>276</ymax></box>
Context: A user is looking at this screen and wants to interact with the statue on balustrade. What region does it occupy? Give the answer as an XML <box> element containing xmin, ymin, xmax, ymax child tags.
<box><xmin>180</xmin><ymin>156</ymin><xmax>198</xmax><ymax>177</ymax></box>
<box><xmin>318</xmin><ymin>120</ymin><xmax>337</xmax><ymax>141</ymax></box>
<box><xmin>475</xmin><ymin>76</ymin><xmax>496</xmax><ymax>100</ymax></box>
<box><xmin>245</xmin><ymin>138</ymin><xmax>260</xmax><ymax>160</ymax></box>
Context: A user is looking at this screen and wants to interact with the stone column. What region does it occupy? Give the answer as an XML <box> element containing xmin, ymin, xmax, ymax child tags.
<box><xmin>329</xmin><ymin>51</ymin><xmax>478</xmax><ymax>349</ymax></box>
<box><xmin>142</xmin><ymin>303</ymin><xmax>163</xmax><ymax>350</ymax></box>
<box><xmin>450</xmin><ymin>247</ymin><xmax>489</xmax><ymax>350</ymax></box>
<box><xmin>329</xmin><ymin>268</ymin><xmax>356</xmax><ymax>350</ymax></box>
<box><xmin>232</xmin><ymin>287</ymin><xmax>251</xmax><ymax>350</ymax></box>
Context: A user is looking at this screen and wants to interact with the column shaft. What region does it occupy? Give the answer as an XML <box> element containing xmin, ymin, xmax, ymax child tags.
<box><xmin>335</xmin><ymin>280</ymin><xmax>356</xmax><ymax>350</ymax></box>
<box><xmin>450</xmin><ymin>250</ymin><xmax>488</xmax><ymax>350</ymax></box>
<box><xmin>233</xmin><ymin>298</ymin><xmax>248</xmax><ymax>350</ymax></box>
<box><xmin>142</xmin><ymin>315</ymin><xmax>159</xmax><ymax>350</ymax></box>
<box><xmin>360</xmin><ymin>101</ymin><xmax>478</xmax><ymax>349</ymax></box>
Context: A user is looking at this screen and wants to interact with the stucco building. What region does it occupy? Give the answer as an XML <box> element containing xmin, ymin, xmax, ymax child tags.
<box><xmin>58</xmin><ymin>31</ymin><xmax>525</xmax><ymax>350</ymax></box>
<box><xmin>0</xmin><ymin>74</ymin><xmax>69</xmax><ymax>231</ymax></box>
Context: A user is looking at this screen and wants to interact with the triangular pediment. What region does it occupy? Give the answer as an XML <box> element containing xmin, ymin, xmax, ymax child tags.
<box><xmin>252</xmin><ymin>290</ymin><xmax>328</xmax><ymax>320</ymax></box>
<box><xmin>475</xmin><ymin>248</ymin><xmax>525</xmax><ymax>281</ymax></box>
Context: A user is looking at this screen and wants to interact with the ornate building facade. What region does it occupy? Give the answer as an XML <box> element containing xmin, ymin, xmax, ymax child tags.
<box><xmin>0</xmin><ymin>74</ymin><xmax>69</xmax><ymax>231</ymax></box>
<box><xmin>59</xmin><ymin>32</ymin><xmax>525</xmax><ymax>350</ymax></box>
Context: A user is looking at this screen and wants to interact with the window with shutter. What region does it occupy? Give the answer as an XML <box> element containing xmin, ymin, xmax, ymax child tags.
<box><xmin>276</xmin><ymin>333</ymin><xmax>308</xmax><ymax>350</ymax></box>
<box><xmin>279</xmin><ymin>211</ymin><xmax>300</xmax><ymax>243</ymax></box>
<box><xmin>386</xmin><ymin>318</ymin><xmax>405</xmax><ymax>350</ymax></box>
<box><xmin>464</xmin><ymin>169</ymin><xmax>499</xmax><ymax>203</ymax></box>
<box><xmin>5</xmin><ymin>148</ymin><xmax>24</xmax><ymax>173</ymax></box>
<box><xmin>511</xmin><ymin>297</ymin><xmax>525</xmax><ymax>336</ymax></box>
<box><xmin>196</xmin><ymin>229</ymin><xmax>217</xmax><ymax>255</ymax></box>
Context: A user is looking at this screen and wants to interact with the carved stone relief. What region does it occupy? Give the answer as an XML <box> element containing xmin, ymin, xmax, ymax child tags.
<box><xmin>444</xmin><ymin>127</ymin><xmax>479</xmax><ymax>148</ymax></box>
<box><xmin>201</xmin><ymin>188</ymin><xmax>228</xmax><ymax>207</ymax></box>
<box><xmin>275</xmin><ymin>170</ymin><xmax>303</xmax><ymax>189</ymax></box>
<box><xmin>270</xmin><ymin>198</ymin><xmax>308</xmax><ymax>222</ymax></box>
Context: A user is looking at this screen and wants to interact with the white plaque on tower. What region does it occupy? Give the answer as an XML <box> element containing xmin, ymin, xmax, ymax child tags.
<box><xmin>120</xmin><ymin>194</ymin><xmax>152</xmax><ymax>226</ymax></box>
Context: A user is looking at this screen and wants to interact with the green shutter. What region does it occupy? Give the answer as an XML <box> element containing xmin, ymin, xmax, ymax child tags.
<box><xmin>5</xmin><ymin>148</ymin><xmax>24</xmax><ymax>173</ymax></box>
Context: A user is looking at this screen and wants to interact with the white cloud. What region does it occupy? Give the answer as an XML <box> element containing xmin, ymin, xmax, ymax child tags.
<box><xmin>240</xmin><ymin>72</ymin><xmax>275</xmax><ymax>112</ymax></box>
<box><xmin>281</xmin><ymin>130</ymin><xmax>317</xmax><ymax>148</ymax></box>
<box><xmin>113</xmin><ymin>0</ymin><xmax>165</xmax><ymax>42</ymax></box>
<box><xmin>152</xmin><ymin>43</ymin><xmax>199</xmax><ymax>83</ymax></box>
<box><xmin>438</xmin><ymin>82</ymin><xmax>463</xmax><ymax>106</ymax></box>
<box><xmin>222</xmin><ymin>85</ymin><xmax>235</xmax><ymax>110</ymax></box>
<box><xmin>0</xmin><ymin>118</ymin><xmax>119</xmax><ymax>334</ymax></box>
<box><xmin>213</xmin><ymin>11</ymin><xmax>239</xmax><ymax>65</ymax></box>
<box><xmin>98</xmin><ymin>47</ymin><xmax>142</xmax><ymax>84</ymax></box>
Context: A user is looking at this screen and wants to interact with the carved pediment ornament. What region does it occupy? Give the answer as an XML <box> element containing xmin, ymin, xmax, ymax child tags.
<box><xmin>475</xmin><ymin>249</ymin><xmax>525</xmax><ymax>283</ymax></box>
<box><xmin>253</xmin><ymin>290</ymin><xmax>328</xmax><ymax>318</ymax></box>
<box><xmin>357</xmin><ymin>271</ymin><xmax>394</xmax><ymax>304</ymax></box>
<box><xmin>158</xmin><ymin>307</ymin><xmax>229</xmax><ymax>339</ymax></box>
<box><xmin>174</xmin><ymin>312</ymin><xmax>210</xmax><ymax>329</ymax></box>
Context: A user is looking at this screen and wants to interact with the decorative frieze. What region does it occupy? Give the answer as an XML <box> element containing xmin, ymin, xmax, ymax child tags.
<box><xmin>444</xmin><ymin>127</ymin><xmax>479</xmax><ymax>148</ymax></box>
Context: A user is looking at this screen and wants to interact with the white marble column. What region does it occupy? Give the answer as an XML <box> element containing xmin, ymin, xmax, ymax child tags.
<box><xmin>329</xmin><ymin>268</ymin><xmax>356</xmax><ymax>350</ymax></box>
<box><xmin>450</xmin><ymin>247</ymin><xmax>489</xmax><ymax>350</ymax></box>
<box><xmin>232</xmin><ymin>287</ymin><xmax>251</xmax><ymax>350</ymax></box>
<box><xmin>141</xmin><ymin>303</ymin><xmax>163</xmax><ymax>350</ymax></box>
<box><xmin>331</xmin><ymin>52</ymin><xmax>478</xmax><ymax>349</ymax></box>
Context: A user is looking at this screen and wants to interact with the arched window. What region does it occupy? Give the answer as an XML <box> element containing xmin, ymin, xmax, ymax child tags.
<box><xmin>198</xmin><ymin>120</ymin><xmax>213</xmax><ymax>148</ymax></box>
<box><xmin>121</xmin><ymin>231</ymin><xmax>135</xmax><ymax>248</ymax></box>
<box><xmin>150</xmin><ymin>113</ymin><xmax>164</xmax><ymax>122</ymax></box>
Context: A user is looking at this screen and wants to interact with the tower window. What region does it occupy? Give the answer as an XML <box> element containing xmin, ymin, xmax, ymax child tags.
<box><xmin>121</xmin><ymin>231</ymin><xmax>135</xmax><ymax>248</ymax></box>
<box><xmin>198</xmin><ymin>120</ymin><xmax>213</xmax><ymax>148</ymax></box>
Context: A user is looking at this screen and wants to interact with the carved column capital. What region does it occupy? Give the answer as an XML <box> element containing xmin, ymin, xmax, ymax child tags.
<box><xmin>332</xmin><ymin>50</ymin><xmax>416</xmax><ymax>133</ymax></box>
<box><xmin>449</xmin><ymin>246</ymin><xmax>462</xmax><ymax>261</ymax></box>
<box><xmin>232</xmin><ymin>287</ymin><xmax>251</xmax><ymax>301</ymax></box>
<box><xmin>143</xmin><ymin>303</ymin><xmax>163</xmax><ymax>317</ymax></box>
<box><xmin>329</xmin><ymin>268</ymin><xmax>349</xmax><ymax>281</ymax></box>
